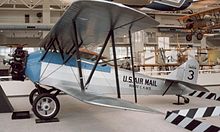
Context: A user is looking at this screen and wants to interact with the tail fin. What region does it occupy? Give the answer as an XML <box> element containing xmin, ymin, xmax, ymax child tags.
<box><xmin>167</xmin><ymin>58</ymin><xmax>199</xmax><ymax>84</ymax></box>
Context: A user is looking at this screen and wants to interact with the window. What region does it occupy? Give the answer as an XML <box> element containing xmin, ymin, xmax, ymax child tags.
<box><xmin>110</xmin><ymin>47</ymin><xmax>130</xmax><ymax>59</ymax></box>
<box><xmin>25</xmin><ymin>14</ymin><xmax>30</xmax><ymax>23</ymax></box>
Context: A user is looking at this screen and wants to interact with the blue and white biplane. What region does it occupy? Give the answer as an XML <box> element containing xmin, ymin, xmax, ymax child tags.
<box><xmin>9</xmin><ymin>0</ymin><xmax>208</xmax><ymax>120</ymax></box>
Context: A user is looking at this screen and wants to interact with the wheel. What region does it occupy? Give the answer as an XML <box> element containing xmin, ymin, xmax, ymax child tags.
<box><xmin>32</xmin><ymin>93</ymin><xmax>60</xmax><ymax>120</ymax></box>
<box><xmin>184</xmin><ymin>98</ymin><xmax>190</xmax><ymax>104</ymax></box>
<box><xmin>196</xmin><ymin>32</ymin><xmax>203</xmax><ymax>40</ymax></box>
<box><xmin>29</xmin><ymin>89</ymin><xmax>38</xmax><ymax>105</ymax></box>
<box><xmin>29</xmin><ymin>88</ymin><xmax>49</xmax><ymax>105</ymax></box>
<box><xmin>186</xmin><ymin>34</ymin><xmax>192</xmax><ymax>41</ymax></box>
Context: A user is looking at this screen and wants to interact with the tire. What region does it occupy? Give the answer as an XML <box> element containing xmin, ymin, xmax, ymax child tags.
<box><xmin>32</xmin><ymin>93</ymin><xmax>60</xmax><ymax>120</ymax></box>
<box><xmin>186</xmin><ymin>34</ymin><xmax>192</xmax><ymax>41</ymax></box>
<box><xmin>29</xmin><ymin>89</ymin><xmax>38</xmax><ymax>105</ymax></box>
<box><xmin>196</xmin><ymin>32</ymin><xmax>203</xmax><ymax>40</ymax></box>
<box><xmin>184</xmin><ymin>98</ymin><xmax>190</xmax><ymax>104</ymax></box>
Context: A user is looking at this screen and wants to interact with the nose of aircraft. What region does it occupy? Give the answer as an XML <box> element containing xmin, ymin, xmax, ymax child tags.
<box><xmin>8</xmin><ymin>46</ymin><xmax>28</xmax><ymax>81</ymax></box>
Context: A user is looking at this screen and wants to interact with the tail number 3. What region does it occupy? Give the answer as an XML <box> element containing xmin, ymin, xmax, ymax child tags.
<box><xmin>187</xmin><ymin>70</ymin><xmax>194</xmax><ymax>80</ymax></box>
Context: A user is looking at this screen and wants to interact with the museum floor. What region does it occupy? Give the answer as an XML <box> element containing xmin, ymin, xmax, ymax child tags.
<box><xmin>0</xmin><ymin>86</ymin><xmax>220</xmax><ymax>132</ymax></box>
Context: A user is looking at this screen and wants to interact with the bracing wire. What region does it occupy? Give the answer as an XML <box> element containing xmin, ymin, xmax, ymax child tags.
<box><xmin>40</xmin><ymin>53</ymin><xmax>55</xmax><ymax>80</ymax></box>
<box><xmin>70</xmin><ymin>66</ymin><xmax>81</xmax><ymax>89</ymax></box>
<box><xmin>40</xmin><ymin>65</ymin><xmax>64</xmax><ymax>82</ymax></box>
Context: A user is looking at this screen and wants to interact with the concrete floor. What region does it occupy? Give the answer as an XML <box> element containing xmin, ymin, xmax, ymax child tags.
<box><xmin>0</xmin><ymin>86</ymin><xmax>220</xmax><ymax>132</ymax></box>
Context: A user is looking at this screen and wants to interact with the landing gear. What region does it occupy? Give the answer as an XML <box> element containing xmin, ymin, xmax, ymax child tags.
<box><xmin>186</xmin><ymin>34</ymin><xmax>192</xmax><ymax>41</ymax></box>
<box><xmin>30</xmin><ymin>84</ymin><xmax>61</xmax><ymax>120</ymax></box>
<box><xmin>196</xmin><ymin>32</ymin><xmax>203</xmax><ymax>40</ymax></box>
<box><xmin>173</xmin><ymin>95</ymin><xmax>190</xmax><ymax>105</ymax></box>
<box><xmin>29</xmin><ymin>86</ymin><xmax>56</xmax><ymax>105</ymax></box>
<box><xmin>32</xmin><ymin>93</ymin><xmax>60</xmax><ymax>120</ymax></box>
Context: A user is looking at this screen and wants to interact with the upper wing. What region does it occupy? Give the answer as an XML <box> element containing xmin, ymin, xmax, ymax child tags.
<box><xmin>40</xmin><ymin>0</ymin><xmax>159</xmax><ymax>53</ymax></box>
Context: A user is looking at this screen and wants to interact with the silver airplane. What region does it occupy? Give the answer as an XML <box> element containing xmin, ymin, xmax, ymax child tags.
<box><xmin>8</xmin><ymin>0</ymin><xmax>208</xmax><ymax>120</ymax></box>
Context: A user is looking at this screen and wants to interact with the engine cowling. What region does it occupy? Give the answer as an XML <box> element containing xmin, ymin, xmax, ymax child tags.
<box><xmin>9</xmin><ymin>47</ymin><xmax>28</xmax><ymax>81</ymax></box>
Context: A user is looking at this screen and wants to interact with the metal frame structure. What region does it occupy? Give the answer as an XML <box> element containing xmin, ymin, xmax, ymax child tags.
<box><xmin>39</xmin><ymin>19</ymin><xmax>139</xmax><ymax>102</ymax></box>
<box><xmin>0</xmin><ymin>0</ymin><xmax>69</xmax><ymax>11</ymax></box>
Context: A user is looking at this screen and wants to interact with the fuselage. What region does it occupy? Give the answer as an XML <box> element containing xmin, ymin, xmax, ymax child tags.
<box><xmin>145</xmin><ymin>0</ymin><xmax>192</xmax><ymax>11</ymax></box>
<box><xmin>25</xmin><ymin>51</ymin><xmax>191</xmax><ymax>96</ymax></box>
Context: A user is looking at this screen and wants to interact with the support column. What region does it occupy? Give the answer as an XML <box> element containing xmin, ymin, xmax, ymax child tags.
<box><xmin>201</xmin><ymin>36</ymin><xmax>207</xmax><ymax>49</ymax></box>
<box><xmin>133</xmin><ymin>31</ymin><xmax>145</xmax><ymax>63</ymax></box>
<box><xmin>200</xmin><ymin>36</ymin><xmax>208</xmax><ymax>64</ymax></box>
<box><xmin>42</xmin><ymin>0</ymin><xmax>50</xmax><ymax>38</ymax></box>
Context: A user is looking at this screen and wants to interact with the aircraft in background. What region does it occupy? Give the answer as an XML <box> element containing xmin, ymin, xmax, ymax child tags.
<box><xmin>110</xmin><ymin>0</ymin><xmax>193</xmax><ymax>11</ymax></box>
<box><xmin>7</xmin><ymin>0</ymin><xmax>208</xmax><ymax>120</ymax></box>
<box><xmin>177</xmin><ymin>7</ymin><xmax>220</xmax><ymax>41</ymax></box>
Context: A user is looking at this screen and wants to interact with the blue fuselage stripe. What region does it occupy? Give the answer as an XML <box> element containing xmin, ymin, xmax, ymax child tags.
<box><xmin>25</xmin><ymin>50</ymin><xmax>111</xmax><ymax>82</ymax></box>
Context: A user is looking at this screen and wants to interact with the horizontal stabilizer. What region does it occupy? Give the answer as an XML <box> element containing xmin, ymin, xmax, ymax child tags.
<box><xmin>165</xmin><ymin>79</ymin><xmax>209</xmax><ymax>92</ymax></box>
<box><xmin>56</xmin><ymin>84</ymin><xmax>162</xmax><ymax>114</ymax></box>
<box><xmin>179</xmin><ymin>81</ymin><xmax>209</xmax><ymax>92</ymax></box>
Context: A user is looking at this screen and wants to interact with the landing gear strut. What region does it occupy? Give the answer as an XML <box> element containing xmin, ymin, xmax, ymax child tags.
<box><xmin>29</xmin><ymin>84</ymin><xmax>57</xmax><ymax>105</ymax></box>
<box><xmin>173</xmin><ymin>95</ymin><xmax>190</xmax><ymax>105</ymax></box>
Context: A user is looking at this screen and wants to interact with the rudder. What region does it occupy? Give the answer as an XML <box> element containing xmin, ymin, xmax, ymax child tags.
<box><xmin>167</xmin><ymin>58</ymin><xmax>199</xmax><ymax>84</ymax></box>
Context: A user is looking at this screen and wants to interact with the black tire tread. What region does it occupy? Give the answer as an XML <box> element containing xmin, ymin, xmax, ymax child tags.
<box><xmin>32</xmin><ymin>93</ymin><xmax>60</xmax><ymax>120</ymax></box>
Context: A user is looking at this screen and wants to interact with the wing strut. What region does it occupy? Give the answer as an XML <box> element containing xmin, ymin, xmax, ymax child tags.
<box><xmin>111</xmin><ymin>30</ymin><xmax>121</xmax><ymax>99</ymax></box>
<box><xmin>84</xmin><ymin>29</ymin><xmax>112</xmax><ymax>88</ymax></box>
<box><xmin>73</xmin><ymin>21</ymin><xmax>85</xmax><ymax>91</ymax></box>
<box><xmin>40</xmin><ymin>38</ymin><xmax>55</xmax><ymax>61</ymax></box>
<box><xmin>128</xmin><ymin>28</ymin><xmax>137</xmax><ymax>103</ymax></box>
<box><xmin>84</xmin><ymin>29</ymin><xmax>122</xmax><ymax>99</ymax></box>
<box><xmin>63</xmin><ymin>41</ymin><xmax>83</xmax><ymax>64</ymax></box>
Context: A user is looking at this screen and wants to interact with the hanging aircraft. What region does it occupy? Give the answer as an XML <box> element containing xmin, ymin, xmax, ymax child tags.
<box><xmin>111</xmin><ymin>0</ymin><xmax>193</xmax><ymax>11</ymax></box>
<box><xmin>177</xmin><ymin>7</ymin><xmax>220</xmax><ymax>41</ymax></box>
<box><xmin>7</xmin><ymin>0</ymin><xmax>209</xmax><ymax>120</ymax></box>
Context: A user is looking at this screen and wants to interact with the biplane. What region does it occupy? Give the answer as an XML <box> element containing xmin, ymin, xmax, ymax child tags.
<box><xmin>8</xmin><ymin>0</ymin><xmax>209</xmax><ymax>120</ymax></box>
<box><xmin>178</xmin><ymin>7</ymin><xmax>220</xmax><ymax>41</ymax></box>
<box><xmin>111</xmin><ymin>0</ymin><xmax>193</xmax><ymax>11</ymax></box>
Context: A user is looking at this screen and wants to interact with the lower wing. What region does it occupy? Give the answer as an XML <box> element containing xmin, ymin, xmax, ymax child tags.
<box><xmin>54</xmin><ymin>82</ymin><xmax>162</xmax><ymax>114</ymax></box>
